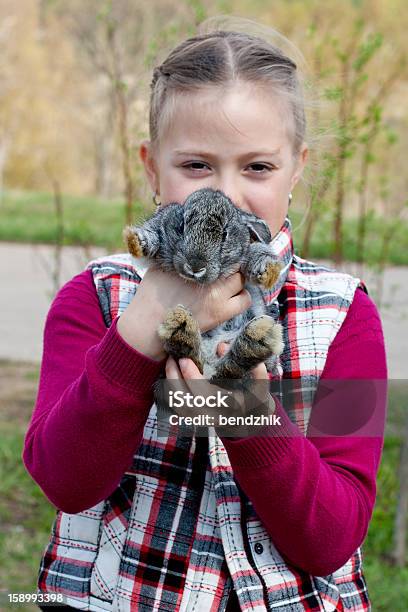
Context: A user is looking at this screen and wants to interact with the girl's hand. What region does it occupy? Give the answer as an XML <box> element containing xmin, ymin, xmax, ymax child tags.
<box><xmin>164</xmin><ymin>342</ymin><xmax>273</xmax><ymax>438</ymax></box>
<box><xmin>118</xmin><ymin>267</ymin><xmax>252</xmax><ymax>361</ymax></box>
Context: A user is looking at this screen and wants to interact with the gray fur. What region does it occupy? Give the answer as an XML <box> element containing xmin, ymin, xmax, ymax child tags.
<box><xmin>124</xmin><ymin>187</ymin><xmax>284</xmax><ymax>381</ymax></box>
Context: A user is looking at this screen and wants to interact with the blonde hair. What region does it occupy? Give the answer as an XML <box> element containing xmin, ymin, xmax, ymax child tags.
<box><xmin>148</xmin><ymin>16</ymin><xmax>312</xmax><ymax>161</ymax></box>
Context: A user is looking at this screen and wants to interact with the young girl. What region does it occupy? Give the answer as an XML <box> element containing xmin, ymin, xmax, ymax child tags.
<box><xmin>23</xmin><ymin>21</ymin><xmax>387</xmax><ymax>612</ymax></box>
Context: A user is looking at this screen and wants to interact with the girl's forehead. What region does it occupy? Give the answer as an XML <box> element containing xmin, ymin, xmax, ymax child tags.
<box><xmin>162</xmin><ymin>85</ymin><xmax>293</xmax><ymax>153</ymax></box>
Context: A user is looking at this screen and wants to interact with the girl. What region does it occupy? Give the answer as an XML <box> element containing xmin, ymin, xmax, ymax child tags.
<box><xmin>23</xmin><ymin>19</ymin><xmax>387</xmax><ymax>612</ymax></box>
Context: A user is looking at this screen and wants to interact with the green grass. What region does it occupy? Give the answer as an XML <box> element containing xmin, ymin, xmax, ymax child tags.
<box><xmin>0</xmin><ymin>361</ymin><xmax>406</xmax><ymax>610</ymax></box>
<box><xmin>0</xmin><ymin>415</ymin><xmax>56</xmax><ymax>609</ymax></box>
<box><xmin>0</xmin><ymin>189</ymin><xmax>407</xmax><ymax>265</ymax></box>
<box><xmin>0</xmin><ymin>189</ymin><xmax>150</xmax><ymax>251</ymax></box>
<box><xmin>289</xmin><ymin>209</ymin><xmax>408</xmax><ymax>266</ymax></box>
<box><xmin>363</xmin><ymin>435</ymin><xmax>408</xmax><ymax>610</ymax></box>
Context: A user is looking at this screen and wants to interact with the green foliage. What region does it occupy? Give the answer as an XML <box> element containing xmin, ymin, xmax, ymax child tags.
<box><xmin>364</xmin><ymin>151</ymin><xmax>376</xmax><ymax>163</ymax></box>
<box><xmin>185</xmin><ymin>0</ymin><xmax>208</xmax><ymax>23</ymax></box>
<box><xmin>363</xmin><ymin>557</ymin><xmax>408</xmax><ymax>610</ymax></box>
<box><xmin>96</xmin><ymin>1</ymin><xmax>113</xmax><ymax>22</ymax></box>
<box><xmin>306</xmin><ymin>22</ymin><xmax>317</xmax><ymax>37</ymax></box>
<box><xmin>353</xmin><ymin>32</ymin><xmax>383</xmax><ymax>72</ymax></box>
<box><xmin>144</xmin><ymin>39</ymin><xmax>160</xmax><ymax>69</ymax></box>
<box><xmin>385</xmin><ymin>129</ymin><xmax>398</xmax><ymax>145</ymax></box>
<box><xmin>324</xmin><ymin>86</ymin><xmax>343</xmax><ymax>101</ymax></box>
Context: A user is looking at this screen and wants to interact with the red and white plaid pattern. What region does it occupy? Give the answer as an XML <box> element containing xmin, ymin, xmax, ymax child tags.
<box><xmin>37</xmin><ymin>217</ymin><xmax>371</xmax><ymax>611</ymax></box>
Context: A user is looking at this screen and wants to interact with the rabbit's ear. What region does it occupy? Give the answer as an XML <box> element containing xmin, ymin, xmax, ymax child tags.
<box><xmin>238</xmin><ymin>210</ymin><xmax>272</xmax><ymax>243</ymax></box>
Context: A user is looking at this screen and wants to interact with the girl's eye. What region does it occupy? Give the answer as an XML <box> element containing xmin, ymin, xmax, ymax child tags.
<box><xmin>182</xmin><ymin>162</ymin><xmax>273</xmax><ymax>173</ymax></box>
<box><xmin>248</xmin><ymin>163</ymin><xmax>273</xmax><ymax>173</ymax></box>
<box><xmin>183</xmin><ymin>162</ymin><xmax>209</xmax><ymax>171</ymax></box>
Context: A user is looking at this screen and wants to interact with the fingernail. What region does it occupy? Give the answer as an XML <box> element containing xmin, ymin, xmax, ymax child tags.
<box><xmin>179</xmin><ymin>358</ymin><xmax>189</xmax><ymax>370</ymax></box>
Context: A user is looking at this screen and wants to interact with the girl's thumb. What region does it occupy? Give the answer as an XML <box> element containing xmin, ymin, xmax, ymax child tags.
<box><xmin>217</xmin><ymin>342</ymin><xmax>231</xmax><ymax>357</ymax></box>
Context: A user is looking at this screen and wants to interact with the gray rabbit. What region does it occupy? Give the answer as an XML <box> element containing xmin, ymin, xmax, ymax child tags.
<box><xmin>123</xmin><ymin>187</ymin><xmax>284</xmax><ymax>381</ymax></box>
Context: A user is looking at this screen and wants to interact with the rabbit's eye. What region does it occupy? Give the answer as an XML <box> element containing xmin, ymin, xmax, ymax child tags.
<box><xmin>178</xmin><ymin>218</ymin><xmax>184</xmax><ymax>233</ymax></box>
<box><xmin>222</xmin><ymin>228</ymin><xmax>228</xmax><ymax>241</ymax></box>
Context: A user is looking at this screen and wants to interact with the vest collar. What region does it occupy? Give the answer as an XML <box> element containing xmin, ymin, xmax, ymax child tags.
<box><xmin>261</xmin><ymin>215</ymin><xmax>294</xmax><ymax>306</ymax></box>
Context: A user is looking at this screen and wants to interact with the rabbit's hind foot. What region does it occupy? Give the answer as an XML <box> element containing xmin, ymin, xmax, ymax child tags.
<box><xmin>158</xmin><ymin>304</ymin><xmax>204</xmax><ymax>373</ymax></box>
<box><xmin>244</xmin><ymin>316</ymin><xmax>284</xmax><ymax>358</ymax></box>
<box><xmin>212</xmin><ymin>358</ymin><xmax>247</xmax><ymax>380</ymax></box>
<box><xmin>213</xmin><ymin>317</ymin><xmax>283</xmax><ymax>380</ymax></box>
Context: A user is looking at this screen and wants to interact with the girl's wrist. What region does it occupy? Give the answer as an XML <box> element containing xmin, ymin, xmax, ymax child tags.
<box><xmin>117</xmin><ymin>308</ymin><xmax>167</xmax><ymax>361</ymax></box>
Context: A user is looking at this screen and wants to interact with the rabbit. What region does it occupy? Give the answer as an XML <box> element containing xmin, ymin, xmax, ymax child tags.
<box><xmin>123</xmin><ymin>187</ymin><xmax>284</xmax><ymax>382</ymax></box>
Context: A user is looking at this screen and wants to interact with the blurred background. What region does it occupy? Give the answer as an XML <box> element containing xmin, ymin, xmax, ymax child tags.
<box><xmin>0</xmin><ymin>0</ymin><xmax>407</xmax><ymax>609</ymax></box>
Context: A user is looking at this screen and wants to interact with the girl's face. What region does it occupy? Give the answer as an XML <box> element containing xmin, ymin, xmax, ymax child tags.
<box><xmin>140</xmin><ymin>82</ymin><xmax>308</xmax><ymax>236</ymax></box>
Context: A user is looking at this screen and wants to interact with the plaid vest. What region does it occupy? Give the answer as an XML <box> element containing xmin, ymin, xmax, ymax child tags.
<box><xmin>37</xmin><ymin>217</ymin><xmax>372</xmax><ymax>611</ymax></box>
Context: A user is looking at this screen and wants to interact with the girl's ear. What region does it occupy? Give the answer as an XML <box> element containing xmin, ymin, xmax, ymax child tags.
<box><xmin>290</xmin><ymin>142</ymin><xmax>309</xmax><ymax>190</ymax></box>
<box><xmin>140</xmin><ymin>139</ymin><xmax>160</xmax><ymax>193</ymax></box>
<box><xmin>238</xmin><ymin>210</ymin><xmax>272</xmax><ymax>243</ymax></box>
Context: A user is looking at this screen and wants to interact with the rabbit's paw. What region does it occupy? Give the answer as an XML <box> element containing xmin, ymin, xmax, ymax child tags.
<box><xmin>246</xmin><ymin>255</ymin><xmax>282</xmax><ymax>289</ymax></box>
<box><xmin>123</xmin><ymin>227</ymin><xmax>145</xmax><ymax>257</ymax></box>
<box><xmin>247</xmin><ymin>257</ymin><xmax>281</xmax><ymax>290</ymax></box>
<box><xmin>259</xmin><ymin>261</ymin><xmax>281</xmax><ymax>289</ymax></box>
<box><xmin>244</xmin><ymin>316</ymin><xmax>284</xmax><ymax>358</ymax></box>
<box><xmin>158</xmin><ymin>305</ymin><xmax>203</xmax><ymax>371</ymax></box>
<box><xmin>158</xmin><ymin>305</ymin><xmax>197</xmax><ymax>343</ymax></box>
<box><xmin>214</xmin><ymin>317</ymin><xmax>283</xmax><ymax>379</ymax></box>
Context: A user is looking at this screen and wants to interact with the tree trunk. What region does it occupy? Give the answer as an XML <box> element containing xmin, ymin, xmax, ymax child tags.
<box><xmin>51</xmin><ymin>176</ymin><xmax>64</xmax><ymax>294</ymax></box>
<box><xmin>115</xmin><ymin>84</ymin><xmax>134</xmax><ymax>226</ymax></box>
<box><xmin>0</xmin><ymin>138</ymin><xmax>9</xmax><ymax>206</ymax></box>
<box><xmin>333</xmin><ymin>156</ymin><xmax>345</xmax><ymax>266</ymax></box>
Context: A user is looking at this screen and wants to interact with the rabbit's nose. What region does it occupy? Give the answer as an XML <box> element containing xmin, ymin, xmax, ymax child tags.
<box><xmin>184</xmin><ymin>262</ymin><xmax>207</xmax><ymax>278</ymax></box>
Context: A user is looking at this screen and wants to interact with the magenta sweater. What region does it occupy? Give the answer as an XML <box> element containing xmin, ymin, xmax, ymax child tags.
<box><xmin>22</xmin><ymin>268</ymin><xmax>387</xmax><ymax>577</ymax></box>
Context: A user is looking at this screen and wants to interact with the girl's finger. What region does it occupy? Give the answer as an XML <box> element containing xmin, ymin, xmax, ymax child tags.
<box><xmin>179</xmin><ymin>358</ymin><xmax>221</xmax><ymax>412</ymax></box>
<box><xmin>216</xmin><ymin>341</ymin><xmax>231</xmax><ymax>357</ymax></box>
<box><xmin>251</xmin><ymin>362</ymin><xmax>269</xmax><ymax>380</ymax></box>
<box><xmin>178</xmin><ymin>357</ymin><xmax>204</xmax><ymax>380</ymax></box>
<box><xmin>166</xmin><ymin>355</ymin><xmax>181</xmax><ymax>379</ymax></box>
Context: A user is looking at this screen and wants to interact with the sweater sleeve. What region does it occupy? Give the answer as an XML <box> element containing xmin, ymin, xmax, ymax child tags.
<box><xmin>22</xmin><ymin>268</ymin><xmax>167</xmax><ymax>514</ymax></box>
<box><xmin>221</xmin><ymin>287</ymin><xmax>388</xmax><ymax>576</ymax></box>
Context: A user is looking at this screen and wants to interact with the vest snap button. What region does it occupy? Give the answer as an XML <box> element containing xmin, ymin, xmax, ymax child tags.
<box><xmin>254</xmin><ymin>542</ymin><xmax>264</xmax><ymax>555</ymax></box>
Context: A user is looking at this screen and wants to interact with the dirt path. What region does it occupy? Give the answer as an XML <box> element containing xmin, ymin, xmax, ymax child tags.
<box><xmin>0</xmin><ymin>242</ymin><xmax>106</xmax><ymax>362</ymax></box>
<box><xmin>0</xmin><ymin>242</ymin><xmax>406</xmax><ymax>377</ymax></box>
